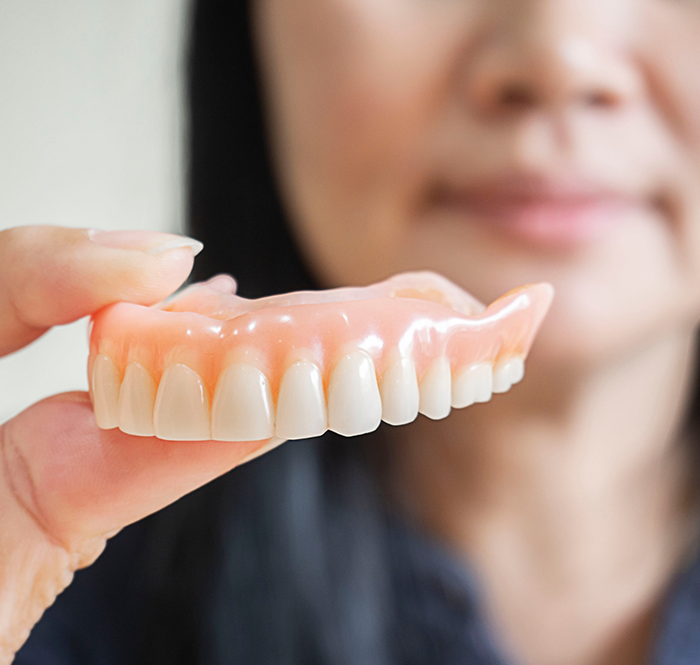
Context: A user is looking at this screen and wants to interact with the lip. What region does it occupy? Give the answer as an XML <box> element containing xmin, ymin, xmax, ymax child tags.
<box><xmin>432</xmin><ymin>174</ymin><xmax>645</xmax><ymax>249</ymax></box>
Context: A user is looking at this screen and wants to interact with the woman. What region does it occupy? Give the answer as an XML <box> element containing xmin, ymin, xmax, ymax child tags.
<box><xmin>5</xmin><ymin>0</ymin><xmax>700</xmax><ymax>662</ymax></box>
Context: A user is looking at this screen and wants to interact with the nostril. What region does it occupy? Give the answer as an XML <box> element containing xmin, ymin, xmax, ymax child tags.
<box><xmin>583</xmin><ymin>90</ymin><xmax>618</xmax><ymax>109</ymax></box>
<box><xmin>497</xmin><ymin>83</ymin><xmax>538</xmax><ymax>109</ymax></box>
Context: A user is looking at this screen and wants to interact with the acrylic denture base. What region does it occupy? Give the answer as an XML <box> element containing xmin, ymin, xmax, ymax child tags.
<box><xmin>89</xmin><ymin>271</ymin><xmax>553</xmax><ymax>441</ymax></box>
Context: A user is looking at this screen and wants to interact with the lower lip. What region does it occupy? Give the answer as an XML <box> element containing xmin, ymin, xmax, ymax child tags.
<box><xmin>438</xmin><ymin>196</ymin><xmax>636</xmax><ymax>249</ymax></box>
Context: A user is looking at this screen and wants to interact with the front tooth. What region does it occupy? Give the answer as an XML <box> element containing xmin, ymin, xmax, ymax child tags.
<box><xmin>211</xmin><ymin>364</ymin><xmax>275</xmax><ymax>441</ymax></box>
<box><xmin>119</xmin><ymin>362</ymin><xmax>156</xmax><ymax>436</ymax></box>
<box><xmin>418</xmin><ymin>357</ymin><xmax>452</xmax><ymax>420</ymax></box>
<box><xmin>92</xmin><ymin>354</ymin><xmax>120</xmax><ymax>429</ymax></box>
<box><xmin>327</xmin><ymin>351</ymin><xmax>382</xmax><ymax>437</ymax></box>
<box><xmin>380</xmin><ymin>358</ymin><xmax>419</xmax><ymax>426</ymax></box>
<box><xmin>153</xmin><ymin>364</ymin><xmax>211</xmax><ymax>440</ymax></box>
<box><xmin>275</xmin><ymin>361</ymin><xmax>327</xmax><ymax>440</ymax></box>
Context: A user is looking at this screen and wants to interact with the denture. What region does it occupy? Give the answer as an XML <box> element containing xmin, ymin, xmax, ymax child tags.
<box><xmin>88</xmin><ymin>271</ymin><xmax>553</xmax><ymax>441</ymax></box>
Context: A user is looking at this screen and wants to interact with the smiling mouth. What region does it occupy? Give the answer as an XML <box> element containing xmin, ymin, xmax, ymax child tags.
<box><xmin>432</xmin><ymin>174</ymin><xmax>651</xmax><ymax>249</ymax></box>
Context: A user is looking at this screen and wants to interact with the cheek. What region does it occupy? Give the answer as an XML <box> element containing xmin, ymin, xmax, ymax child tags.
<box><xmin>256</xmin><ymin>0</ymin><xmax>477</xmax><ymax>284</ymax></box>
<box><xmin>537</xmin><ymin>225</ymin><xmax>699</xmax><ymax>365</ymax></box>
<box><xmin>642</xmin><ymin>2</ymin><xmax>700</xmax><ymax>149</ymax></box>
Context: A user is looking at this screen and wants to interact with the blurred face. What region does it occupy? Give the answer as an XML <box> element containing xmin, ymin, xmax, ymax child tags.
<box><xmin>253</xmin><ymin>0</ymin><xmax>700</xmax><ymax>367</ymax></box>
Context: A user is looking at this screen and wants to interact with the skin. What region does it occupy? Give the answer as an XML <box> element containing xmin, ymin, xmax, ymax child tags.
<box><xmin>3</xmin><ymin>1</ymin><xmax>700</xmax><ymax>664</ymax></box>
<box><xmin>0</xmin><ymin>228</ymin><xmax>276</xmax><ymax>661</ymax></box>
<box><xmin>253</xmin><ymin>0</ymin><xmax>700</xmax><ymax>663</ymax></box>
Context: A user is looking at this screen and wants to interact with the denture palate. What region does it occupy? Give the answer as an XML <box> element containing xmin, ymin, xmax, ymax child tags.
<box><xmin>89</xmin><ymin>271</ymin><xmax>553</xmax><ymax>441</ymax></box>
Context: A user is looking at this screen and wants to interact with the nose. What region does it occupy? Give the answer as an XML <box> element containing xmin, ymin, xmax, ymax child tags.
<box><xmin>465</xmin><ymin>1</ymin><xmax>641</xmax><ymax>116</ymax></box>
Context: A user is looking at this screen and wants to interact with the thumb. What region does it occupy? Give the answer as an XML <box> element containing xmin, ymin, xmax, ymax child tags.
<box><xmin>2</xmin><ymin>393</ymin><xmax>282</xmax><ymax>552</ymax></box>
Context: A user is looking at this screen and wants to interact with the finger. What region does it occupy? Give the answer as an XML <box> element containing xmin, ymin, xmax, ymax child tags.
<box><xmin>1</xmin><ymin>393</ymin><xmax>283</xmax><ymax>551</ymax></box>
<box><xmin>0</xmin><ymin>226</ymin><xmax>203</xmax><ymax>356</ymax></box>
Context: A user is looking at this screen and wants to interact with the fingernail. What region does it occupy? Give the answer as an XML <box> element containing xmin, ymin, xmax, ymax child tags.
<box><xmin>205</xmin><ymin>274</ymin><xmax>237</xmax><ymax>294</ymax></box>
<box><xmin>88</xmin><ymin>230</ymin><xmax>204</xmax><ymax>256</ymax></box>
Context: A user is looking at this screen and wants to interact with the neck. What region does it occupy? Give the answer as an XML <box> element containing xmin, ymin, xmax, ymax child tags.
<box><xmin>389</xmin><ymin>328</ymin><xmax>700</xmax><ymax>665</ymax></box>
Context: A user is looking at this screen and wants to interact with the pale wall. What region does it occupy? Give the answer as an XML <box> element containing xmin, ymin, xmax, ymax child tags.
<box><xmin>0</xmin><ymin>0</ymin><xmax>190</xmax><ymax>421</ymax></box>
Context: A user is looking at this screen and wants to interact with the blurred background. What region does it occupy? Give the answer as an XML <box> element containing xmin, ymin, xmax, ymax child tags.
<box><xmin>0</xmin><ymin>0</ymin><xmax>189</xmax><ymax>422</ymax></box>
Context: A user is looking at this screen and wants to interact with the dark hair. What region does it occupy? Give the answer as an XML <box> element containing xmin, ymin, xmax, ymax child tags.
<box><xmin>187</xmin><ymin>0</ymin><xmax>314</xmax><ymax>298</ymax></box>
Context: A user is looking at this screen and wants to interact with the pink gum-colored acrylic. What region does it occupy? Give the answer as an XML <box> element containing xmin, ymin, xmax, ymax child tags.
<box><xmin>88</xmin><ymin>271</ymin><xmax>553</xmax><ymax>403</ymax></box>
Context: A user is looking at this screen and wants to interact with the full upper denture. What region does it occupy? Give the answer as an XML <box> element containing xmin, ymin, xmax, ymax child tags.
<box><xmin>88</xmin><ymin>271</ymin><xmax>553</xmax><ymax>441</ymax></box>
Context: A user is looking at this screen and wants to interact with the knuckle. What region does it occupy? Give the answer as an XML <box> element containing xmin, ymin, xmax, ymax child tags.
<box><xmin>0</xmin><ymin>225</ymin><xmax>45</xmax><ymax>258</ymax></box>
<box><xmin>0</xmin><ymin>226</ymin><xmax>83</xmax><ymax>327</ymax></box>
<box><xmin>0</xmin><ymin>422</ymin><xmax>52</xmax><ymax>542</ymax></box>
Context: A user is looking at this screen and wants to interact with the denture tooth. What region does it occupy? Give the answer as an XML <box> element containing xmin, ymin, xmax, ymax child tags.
<box><xmin>493</xmin><ymin>358</ymin><xmax>517</xmax><ymax>393</ymax></box>
<box><xmin>275</xmin><ymin>361</ymin><xmax>327</xmax><ymax>440</ymax></box>
<box><xmin>508</xmin><ymin>357</ymin><xmax>525</xmax><ymax>384</ymax></box>
<box><xmin>380</xmin><ymin>358</ymin><xmax>419</xmax><ymax>426</ymax></box>
<box><xmin>418</xmin><ymin>357</ymin><xmax>452</xmax><ymax>420</ymax></box>
<box><xmin>492</xmin><ymin>357</ymin><xmax>524</xmax><ymax>394</ymax></box>
<box><xmin>472</xmin><ymin>363</ymin><xmax>494</xmax><ymax>402</ymax></box>
<box><xmin>153</xmin><ymin>363</ymin><xmax>211</xmax><ymax>440</ymax></box>
<box><xmin>492</xmin><ymin>366</ymin><xmax>511</xmax><ymax>393</ymax></box>
<box><xmin>211</xmin><ymin>364</ymin><xmax>275</xmax><ymax>441</ymax></box>
<box><xmin>92</xmin><ymin>354</ymin><xmax>121</xmax><ymax>429</ymax></box>
<box><xmin>118</xmin><ymin>362</ymin><xmax>156</xmax><ymax>436</ymax></box>
<box><xmin>451</xmin><ymin>363</ymin><xmax>486</xmax><ymax>409</ymax></box>
<box><xmin>327</xmin><ymin>351</ymin><xmax>382</xmax><ymax>437</ymax></box>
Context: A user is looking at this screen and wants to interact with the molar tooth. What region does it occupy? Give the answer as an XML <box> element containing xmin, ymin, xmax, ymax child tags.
<box><xmin>118</xmin><ymin>362</ymin><xmax>156</xmax><ymax>436</ymax></box>
<box><xmin>380</xmin><ymin>358</ymin><xmax>419</xmax><ymax>426</ymax></box>
<box><xmin>451</xmin><ymin>362</ymin><xmax>491</xmax><ymax>409</ymax></box>
<box><xmin>418</xmin><ymin>357</ymin><xmax>452</xmax><ymax>420</ymax></box>
<box><xmin>211</xmin><ymin>364</ymin><xmax>275</xmax><ymax>441</ymax></box>
<box><xmin>92</xmin><ymin>354</ymin><xmax>120</xmax><ymax>429</ymax></box>
<box><xmin>327</xmin><ymin>351</ymin><xmax>382</xmax><ymax>437</ymax></box>
<box><xmin>153</xmin><ymin>364</ymin><xmax>211</xmax><ymax>440</ymax></box>
<box><xmin>275</xmin><ymin>361</ymin><xmax>327</xmax><ymax>440</ymax></box>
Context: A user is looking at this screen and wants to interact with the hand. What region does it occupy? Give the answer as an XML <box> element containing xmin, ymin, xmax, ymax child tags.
<box><xmin>0</xmin><ymin>226</ymin><xmax>279</xmax><ymax>662</ymax></box>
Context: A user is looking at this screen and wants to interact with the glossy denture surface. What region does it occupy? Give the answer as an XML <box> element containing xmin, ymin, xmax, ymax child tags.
<box><xmin>89</xmin><ymin>271</ymin><xmax>553</xmax><ymax>440</ymax></box>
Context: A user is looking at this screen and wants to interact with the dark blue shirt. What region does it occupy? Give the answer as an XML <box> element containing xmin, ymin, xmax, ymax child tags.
<box><xmin>14</xmin><ymin>438</ymin><xmax>700</xmax><ymax>665</ymax></box>
<box><xmin>15</xmin><ymin>513</ymin><xmax>700</xmax><ymax>664</ymax></box>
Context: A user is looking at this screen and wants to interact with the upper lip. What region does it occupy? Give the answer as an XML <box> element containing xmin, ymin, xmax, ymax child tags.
<box><xmin>434</xmin><ymin>172</ymin><xmax>637</xmax><ymax>206</ymax></box>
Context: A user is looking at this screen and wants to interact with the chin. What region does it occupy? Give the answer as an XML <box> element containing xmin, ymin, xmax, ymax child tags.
<box><xmin>402</xmin><ymin>222</ymin><xmax>690</xmax><ymax>372</ymax></box>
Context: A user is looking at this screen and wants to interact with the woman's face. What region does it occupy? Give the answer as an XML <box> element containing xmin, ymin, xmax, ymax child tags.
<box><xmin>254</xmin><ymin>0</ymin><xmax>700</xmax><ymax>366</ymax></box>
